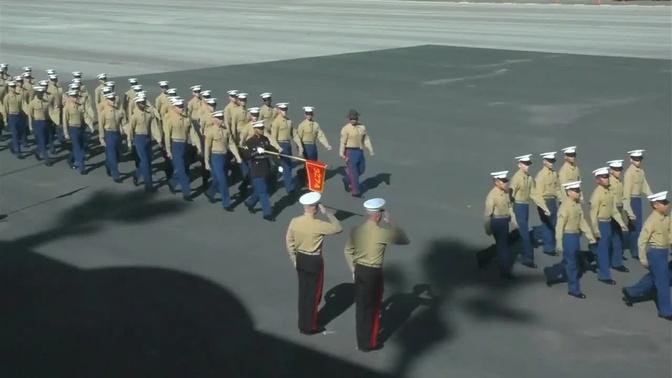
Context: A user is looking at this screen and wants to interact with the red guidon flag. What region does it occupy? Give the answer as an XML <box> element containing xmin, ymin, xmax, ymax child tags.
<box><xmin>305</xmin><ymin>160</ymin><xmax>328</xmax><ymax>193</ymax></box>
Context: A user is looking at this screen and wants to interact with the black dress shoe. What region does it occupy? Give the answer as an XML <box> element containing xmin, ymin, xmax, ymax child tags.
<box><xmin>622</xmin><ymin>255</ymin><xmax>628</xmax><ymax>261</ymax></box>
<box><xmin>45</xmin><ymin>159</ymin><xmax>52</xmax><ymax>167</ymax></box>
<box><xmin>622</xmin><ymin>288</ymin><xmax>633</xmax><ymax>307</ymax></box>
<box><xmin>223</xmin><ymin>205</ymin><xmax>234</xmax><ymax>212</ymax></box>
<box><xmin>245</xmin><ymin>203</ymin><xmax>255</xmax><ymax>214</ymax></box>
<box><xmin>357</xmin><ymin>344</ymin><xmax>383</xmax><ymax>352</ymax></box>
<box><xmin>132</xmin><ymin>176</ymin><xmax>139</xmax><ymax>187</ymax></box>
<box><xmin>263</xmin><ymin>214</ymin><xmax>275</xmax><ymax>222</ymax></box>
<box><xmin>182</xmin><ymin>195</ymin><xmax>193</xmax><ymax>202</ymax></box>
<box><xmin>205</xmin><ymin>192</ymin><xmax>216</xmax><ymax>204</ymax></box>
<box><xmin>144</xmin><ymin>186</ymin><xmax>156</xmax><ymax>193</ymax></box>
<box><xmin>167</xmin><ymin>183</ymin><xmax>176</xmax><ymax>194</ymax></box>
<box><xmin>543</xmin><ymin>251</ymin><xmax>558</xmax><ymax>256</ymax></box>
<box><xmin>568</xmin><ymin>292</ymin><xmax>587</xmax><ymax>299</ymax></box>
<box><xmin>522</xmin><ymin>262</ymin><xmax>537</xmax><ymax>269</ymax></box>
<box><xmin>613</xmin><ymin>266</ymin><xmax>630</xmax><ymax>273</ymax></box>
<box><xmin>598</xmin><ymin>278</ymin><xmax>617</xmax><ymax>285</ymax></box>
<box><xmin>658</xmin><ymin>314</ymin><xmax>672</xmax><ymax>321</ymax></box>
<box><xmin>113</xmin><ymin>178</ymin><xmax>123</xmax><ymax>184</ymax></box>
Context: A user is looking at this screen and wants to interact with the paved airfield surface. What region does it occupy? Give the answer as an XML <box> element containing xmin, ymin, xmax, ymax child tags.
<box><xmin>1</xmin><ymin>1</ymin><xmax>671</xmax><ymax>377</ymax></box>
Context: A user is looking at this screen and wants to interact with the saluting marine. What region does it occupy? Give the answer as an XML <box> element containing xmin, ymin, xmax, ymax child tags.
<box><xmin>344</xmin><ymin>198</ymin><xmax>409</xmax><ymax>352</ymax></box>
<box><xmin>204</xmin><ymin>110</ymin><xmax>242</xmax><ymax>211</ymax></box>
<box><xmin>635</xmin><ymin>191</ymin><xmax>672</xmax><ymax>320</ymax></box>
<box><xmin>484</xmin><ymin>171</ymin><xmax>517</xmax><ymax>279</ymax></box>
<box><xmin>589</xmin><ymin>167</ymin><xmax>628</xmax><ymax>285</ymax></box>
<box><xmin>511</xmin><ymin>154</ymin><xmax>550</xmax><ymax>268</ymax></box>
<box><xmin>339</xmin><ymin>109</ymin><xmax>374</xmax><ymax>197</ymax></box>
<box><xmin>270</xmin><ymin>102</ymin><xmax>300</xmax><ymax>193</ymax></box>
<box><xmin>534</xmin><ymin>152</ymin><xmax>561</xmax><ymax>255</ymax></box>
<box><xmin>623</xmin><ymin>149</ymin><xmax>653</xmax><ymax>259</ymax></box>
<box><xmin>555</xmin><ymin>181</ymin><xmax>596</xmax><ymax>299</ymax></box>
<box><xmin>286</xmin><ymin>192</ymin><xmax>343</xmax><ymax>335</ymax></box>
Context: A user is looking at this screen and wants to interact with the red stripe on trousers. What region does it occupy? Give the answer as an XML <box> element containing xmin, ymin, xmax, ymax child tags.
<box><xmin>370</xmin><ymin>274</ymin><xmax>384</xmax><ymax>348</ymax></box>
<box><xmin>311</xmin><ymin>261</ymin><xmax>324</xmax><ymax>331</ymax></box>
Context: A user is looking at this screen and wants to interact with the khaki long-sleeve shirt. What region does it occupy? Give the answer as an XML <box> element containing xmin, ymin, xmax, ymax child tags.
<box><xmin>294</xmin><ymin>120</ymin><xmax>331</xmax><ymax>149</ymax></box>
<box><xmin>155</xmin><ymin>92</ymin><xmax>169</xmax><ymax>119</ymax></box>
<box><xmin>484</xmin><ymin>187</ymin><xmax>515</xmax><ymax>234</ymax></box>
<box><xmin>286</xmin><ymin>212</ymin><xmax>343</xmax><ymax>266</ymax></box>
<box><xmin>99</xmin><ymin>105</ymin><xmax>125</xmax><ymax>134</ymax></box>
<box><xmin>339</xmin><ymin>123</ymin><xmax>373</xmax><ymax>157</ymax></box>
<box><xmin>94</xmin><ymin>84</ymin><xmax>105</xmax><ymax>107</ymax></box>
<box><xmin>534</xmin><ymin>166</ymin><xmax>560</xmax><ymax>199</ymax></box>
<box><xmin>555</xmin><ymin>200</ymin><xmax>595</xmax><ymax>251</ymax></box>
<box><xmin>558</xmin><ymin>162</ymin><xmax>581</xmax><ymax>201</ymax></box>
<box><xmin>223</xmin><ymin>101</ymin><xmax>239</xmax><ymax>128</ymax></box>
<box><xmin>204</xmin><ymin>122</ymin><xmax>241</xmax><ymax>164</ymax></box>
<box><xmin>589</xmin><ymin>185</ymin><xmax>626</xmax><ymax>235</ymax></box>
<box><xmin>259</xmin><ymin>104</ymin><xmax>275</xmax><ymax>124</ymax></box>
<box><xmin>270</xmin><ymin>115</ymin><xmax>294</xmax><ymax>142</ymax></box>
<box><xmin>623</xmin><ymin>165</ymin><xmax>652</xmax><ymax>218</ymax></box>
<box><xmin>638</xmin><ymin>211</ymin><xmax>672</xmax><ymax>266</ymax></box>
<box><xmin>62</xmin><ymin>100</ymin><xmax>93</xmax><ymax>132</ymax></box>
<box><xmin>164</xmin><ymin>112</ymin><xmax>200</xmax><ymax>156</ymax></box>
<box><xmin>344</xmin><ymin>219</ymin><xmax>409</xmax><ymax>271</ymax></box>
<box><xmin>128</xmin><ymin>107</ymin><xmax>160</xmax><ymax>143</ymax></box>
<box><xmin>3</xmin><ymin>92</ymin><xmax>23</xmax><ymax>124</ymax></box>
<box><xmin>230</xmin><ymin>106</ymin><xmax>250</xmax><ymax>142</ymax></box>
<box><xmin>187</xmin><ymin>96</ymin><xmax>203</xmax><ymax>122</ymax></box>
<box><xmin>511</xmin><ymin>170</ymin><xmax>549</xmax><ymax>213</ymax></box>
<box><xmin>25</xmin><ymin>97</ymin><xmax>51</xmax><ymax>130</ymax></box>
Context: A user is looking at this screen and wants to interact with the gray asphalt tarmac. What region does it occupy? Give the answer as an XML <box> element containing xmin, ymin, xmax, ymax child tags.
<box><xmin>1</xmin><ymin>1</ymin><xmax>671</xmax><ymax>378</ymax></box>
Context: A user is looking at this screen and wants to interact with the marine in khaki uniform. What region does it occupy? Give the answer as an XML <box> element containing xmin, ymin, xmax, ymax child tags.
<box><xmin>128</xmin><ymin>95</ymin><xmax>161</xmax><ymax>191</ymax></box>
<box><xmin>271</xmin><ymin>102</ymin><xmax>300</xmax><ymax>193</ymax></box>
<box><xmin>344</xmin><ymin>198</ymin><xmax>409</xmax><ymax>351</ymax></box>
<box><xmin>62</xmin><ymin>89</ymin><xmax>94</xmax><ymax>174</ymax></box>
<box><xmin>483</xmin><ymin>171</ymin><xmax>517</xmax><ymax>279</ymax></box>
<box><xmin>94</xmin><ymin>73</ymin><xmax>107</xmax><ymax>107</ymax></box>
<box><xmin>555</xmin><ymin>181</ymin><xmax>596</xmax><ymax>299</ymax></box>
<box><xmin>98</xmin><ymin>92</ymin><xmax>126</xmax><ymax>183</ymax></box>
<box><xmin>0</xmin><ymin>64</ymin><xmax>8</xmax><ymax>134</ymax></box>
<box><xmin>534</xmin><ymin>151</ymin><xmax>561</xmax><ymax>255</ymax></box>
<box><xmin>623</xmin><ymin>149</ymin><xmax>653</xmax><ymax>259</ymax></box>
<box><xmin>154</xmin><ymin>81</ymin><xmax>170</xmax><ymax>120</ymax></box>
<box><xmin>123</xmin><ymin>78</ymin><xmax>139</xmax><ymax>121</ymax></box>
<box><xmin>230</xmin><ymin>93</ymin><xmax>250</xmax><ymax>144</ymax></box>
<box><xmin>589</xmin><ymin>167</ymin><xmax>627</xmax><ymax>285</ymax></box>
<box><xmin>259</xmin><ymin>92</ymin><xmax>275</xmax><ymax>130</ymax></box>
<box><xmin>198</xmin><ymin>97</ymin><xmax>217</xmax><ymax>134</ymax></box>
<box><xmin>25</xmin><ymin>86</ymin><xmax>55</xmax><ymax>165</ymax></box>
<box><xmin>511</xmin><ymin>154</ymin><xmax>550</xmax><ymax>268</ymax></box>
<box><xmin>204</xmin><ymin>110</ymin><xmax>242</xmax><ymax>211</ymax></box>
<box><xmin>558</xmin><ymin>146</ymin><xmax>581</xmax><ymax>202</ymax></box>
<box><xmin>286</xmin><ymin>191</ymin><xmax>343</xmax><ymax>335</ymax></box>
<box><xmin>21</xmin><ymin>72</ymin><xmax>35</xmax><ymax>101</ymax></box>
<box><xmin>339</xmin><ymin>109</ymin><xmax>374</xmax><ymax>197</ymax></box>
<box><xmin>3</xmin><ymin>81</ymin><xmax>26</xmax><ymax>157</ymax></box>
<box><xmin>46</xmin><ymin>73</ymin><xmax>64</xmax><ymax>152</ymax></box>
<box><xmin>187</xmin><ymin>85</ymin><xmax>203</xmax><ymax>128</ymax></box>
<box><xmin>294</xmin><ymin>106</ymin><xmax>332</xmax><ymax>161</ymax></box>
<box><xmin>635</xmin><ymin>191</ymin><xmax>672</xmax><ymax>320</ymax></box>
<box><xmin>164</xmin><ymin>98</ymin><xmax>201</xmax><ymax>201</ymax></box>
<box><xmin>607</xmin><ymin>159</ymin><xmax>630</xmax><ymax>269</ymax></box>
<box><xmin>223</xmin><ymin>89</ymin><xmax>239</xmax><ymax>129</ymax></box>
